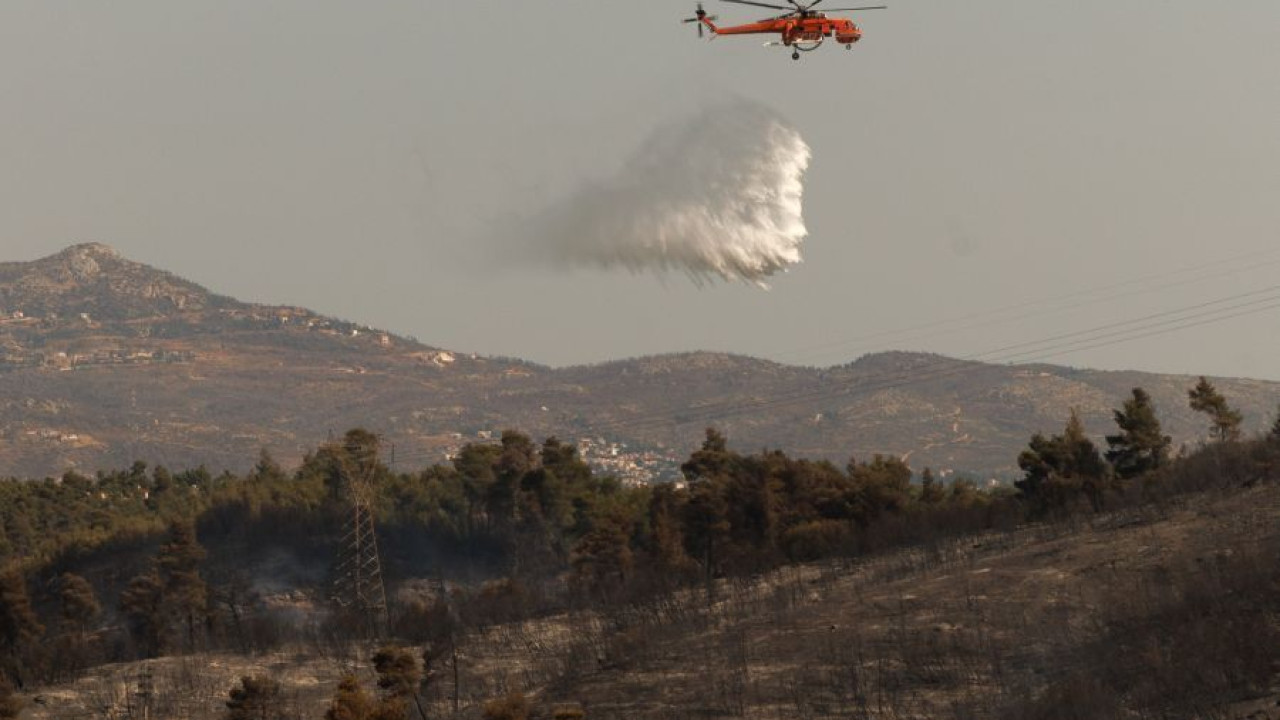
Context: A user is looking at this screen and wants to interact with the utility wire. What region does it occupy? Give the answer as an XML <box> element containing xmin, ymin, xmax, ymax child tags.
<box><xmin>611</xmin><ymin>296</ymin><xmax>1280</xmax><ymax>434</ymax></box>
<box><xmin>777</xmin><ymin>247</ymin><xmax>1280</xmax><ymax>364</ymax></box>
<box><xmin>387</xmin><ymin>278</ymin><xmax>1280</xmax><ymax>468</ymax></box>
<box><xmin>589</xmin><ymin>282</ymin><xmax>1280</xmax><ymax>435</ymax></box>
<box><xmin>597</xmin><ymin>299</ymin><xmax>1280</xmax><ymax>437</ymax></box>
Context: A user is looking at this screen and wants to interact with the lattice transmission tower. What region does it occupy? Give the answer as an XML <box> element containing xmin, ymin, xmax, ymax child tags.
<box><xmin>330</xmin><ymin>433</ymin><xmax>389</xmax><ymax>637</ymax></box>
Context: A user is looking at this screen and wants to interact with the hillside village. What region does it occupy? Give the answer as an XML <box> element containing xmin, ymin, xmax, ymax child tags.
<box><xmin>4</xmin><ymin>244</ymin><xmax>1280</xmax><ymax>481</ymax></box>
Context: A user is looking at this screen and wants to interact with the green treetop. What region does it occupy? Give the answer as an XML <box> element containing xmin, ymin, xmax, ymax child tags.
<box><xmin>1106</xmin><ymin>388</ymin><xmax>1171</xmax><ymax>480</ymax></box>
<box><xmin>1188</xmin><ymin>376</ymin><xmax>1243</xmax><ymax>442</ymax></box>
<box><xmin>1017</xmin><ymin>410</ymin><xmax>1110</xmax><ymax>510</ymax></box>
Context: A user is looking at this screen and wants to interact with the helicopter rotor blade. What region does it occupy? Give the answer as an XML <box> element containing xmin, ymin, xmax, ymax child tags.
<box><xmin>719</xmin><ymin>0</ymin><xmax>795</xmax><ymax>11</ymax></box>
<box><xmin>683</xmin><ymin>4</ymin><xmax>716</xmax><ymax>38</ymax></box>
<box><xmin>681</xmin><ymin>16</ymin><xmax>705</xmax><ymax>36</ymax></box>
<box><xmin>814</xmin><ymin>4</ymin><xmax>887</xmax><ymax>10</ymax></box>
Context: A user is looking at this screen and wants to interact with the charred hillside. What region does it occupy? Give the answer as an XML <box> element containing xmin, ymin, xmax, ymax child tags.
<box><xmin>8</xmin><ymin>435</ymin><xmax>1280</xmax><ymax>720</ymax></box>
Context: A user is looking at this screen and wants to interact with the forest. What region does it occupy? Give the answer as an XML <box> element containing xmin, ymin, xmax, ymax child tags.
<box><xmin>0</xmin><ymin>377</ymin><xmax>1277</xmax><ymax>719</ymax></box>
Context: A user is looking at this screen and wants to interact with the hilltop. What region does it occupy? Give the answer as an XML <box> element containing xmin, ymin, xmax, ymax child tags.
<box><xmin>2</xmin><ymin>244</ymin><xmax>1279</xmax><ymax>479</ymax></box>
<box><xmin>0</xmin><ymin>243</ymin><xmax>236</xmax><ymax>320</ymax></box>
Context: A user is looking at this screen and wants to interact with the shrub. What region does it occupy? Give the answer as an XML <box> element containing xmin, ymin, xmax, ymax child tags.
<box><xmin>780</xmin><ymin>520</ymin><xmax>850</xmax><ymax>562</ymax></box>
<box><xmin>483</xmin><ymin>691</ymin><xmax>530</xmax><ymax>720</ymax></box>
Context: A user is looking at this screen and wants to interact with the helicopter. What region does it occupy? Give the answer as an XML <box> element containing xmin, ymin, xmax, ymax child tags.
<box><xmin>684</xmin><ymin>0</ymin><xmax>886</xmax><ymax>60</ymax></box>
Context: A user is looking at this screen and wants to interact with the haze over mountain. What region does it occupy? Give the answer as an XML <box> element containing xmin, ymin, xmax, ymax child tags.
<box><xmin>2</xmin><ymin>243</ymin><xmax>1278</xmax><ymax>480</ymax></box>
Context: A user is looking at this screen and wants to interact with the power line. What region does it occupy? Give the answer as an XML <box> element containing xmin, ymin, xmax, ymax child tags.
<box><xmin>777</xmin><ymin>247</ymin><xmax>1280</xmax><ymax>364</ymax></box>
<box><xmin>595</xmin><ymin>292</ymin><xmax>1271</xmax><ymax>433</ymax></box>
<box><xmin>589</xmin><ymin>282</ymin><xmax>1280</xmax><ymax>435</ymax></box>
<box><xmin>935</xmin><ymin>285</ymin><xmax>1280</xmax><ymax>365</ymax></box>
<box><xmin>385</xmin><ymin>279</ymin><xmax>1280</xmax><ymax>470</ymax></box>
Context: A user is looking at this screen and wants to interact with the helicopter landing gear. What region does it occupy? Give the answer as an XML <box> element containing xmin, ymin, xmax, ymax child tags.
<box><xmin>792</xmin><ymin>50</ymin><xmax>800</xmax><ymax>60</ymax></box>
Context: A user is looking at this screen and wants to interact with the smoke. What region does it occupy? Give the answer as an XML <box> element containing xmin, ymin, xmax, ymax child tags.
<box><xmin>516</xmin><ymin>101</ymin><xmax>811</xmax><ymax>287</ymax></box>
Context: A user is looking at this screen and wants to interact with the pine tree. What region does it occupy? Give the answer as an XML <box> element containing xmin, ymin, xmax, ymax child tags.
<box><xmin>225</xmin><ymin>675</ymin><xmax>286</xmax><ymax>720</ymax></box>
<box><xmin>53</xmin><ymin>572</ymin><xmax>102</xmax><ymax>676</ymax></box>
<box><xmin>151</xmin><ymin>466</ymin><xmax>175</xmax><ymax>497</ymax></box>
<box><xmin>119</xmin><ymin>523</ymin><xmax>212</xmax><ymax>655</ymax></box>
<box><xmin>571</xmin><ymin>516</ymin><xmax>634</xmax><ymax>600</ymax></box>
<box><xmin>680</xmin><ymin>428</ymin><xmax>736</xmax><ymax>482</ymax></box>
<box><xmin>682</xmin><ymin>479</ymin><xmax>730</xmax><ymax>595</ymax></box>
<box><xmin>1062</xmin><ymin>411</ymin><xmax>1111</xmax><ymax>509</ymax></box>
<box><xmin>251</xmin><ymin>449</ymin><xmax>286</xmax><ymax>483</ymax></box>
<box><xmin>0</xmin><ymin>563</ymin><xmax>41</xmax><ymax>686</ymax></box>
<box><xmin>723</xmin><ymin>451</ymin><xmax>785</xmax><ymax>553</ymax></box>
<box><xmin>155</xmin><ymin>520</ymin><xmax>207</xmax><ymax>649</ymax></box>
<box><xmin>120</xmin><ymin>571</ymin><xmax>166</xmax><ymax>657</ymax></box>
<box><xmin>57</xmin><ymin>573</ymin><xmax>101</xmax><ymax>635</ymax></box>
<box><xmin>647</xmin><ymin>484</ymin><xmax>693</xmax><ymax>574</ymax></box>
<box><xmin>0</xmin><ymin>567</ymin><xmax>43</xmax><ymax>652</ymax></box>
<box><xmin>1016</xmin><ymin>432</ymin><xmax>1058</xmax><ymax>498</ymax></box>
<box><xmin>848</xmin><ymin>455</ymin><xmax>914</xmax><ymax>521</ymax></box>
<box><xmin>326</xmin><ymin>674</ymin><xmax>375</xmax><ymax>720</ymax></box>
<box><xmin>1188</xmin><ymin>376</ymin><xmax>1243</xmax><ymax>442</ymax></box>
<box><xmin>0</xmin><ymin>566</ymin><xmax>44</xmax><ymax>683</ymax></box>
<box><xmin>919</xmin><ymin>468</ymin><xmax>945</xmax><ymax>505</ymax></box>
<box><xmin>1106</xmin><ymin>388</ymin><xmax>1172</xmax><ymax>480</ymax></box>
<box><xmin>313</xmin><ymin>428</ymin><xmax>387</xmax><ymax>502</ymax></box>
<box><xmin>488</xmin><ymin>431</ymin><xmax>537</xmax><ymax>526</ymax></box>
<box><xmin>539</xmin><ymin>437</ymin><xmax>592</xmax><ymax>487</ymax></box>
<box><xmin>1018</xmin><ymin>411</ymin><xmax>1110</xmax><ymax>510</ymax></box>
<box><xmin>343</xmin><ymin>429</ymin><xmax>384</xmax><ymax>477</ymax></box>
<box><xmin>1271</xmin><ymin>405</ymin><xmax>1280</xmax><ymax>442</ymax></box>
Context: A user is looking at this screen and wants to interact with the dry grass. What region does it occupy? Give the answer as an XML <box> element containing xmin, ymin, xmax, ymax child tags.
<box><xmin>527</xmin><ymin>483</ymin><xmax>1280</xmax><ymax>719</ymax></box>
<box><xmin>18</xmin><ymin>483</ymin><xmax>1280</xmax><ymax>719</ymax></box>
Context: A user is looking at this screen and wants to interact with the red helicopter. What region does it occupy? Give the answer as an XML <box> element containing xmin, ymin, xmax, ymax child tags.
<box><xmin>684</xmin><ymin>0</ymin><xmax>886</xmax><ymax>60</ymax></box>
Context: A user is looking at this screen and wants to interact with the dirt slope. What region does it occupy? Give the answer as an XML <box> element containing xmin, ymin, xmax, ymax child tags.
<box><xmin>3</xmin><ymin>244</ymin><xmax>1280</xmax><ymax>479</ymax></box>
<box><xmin>20</xmin><ymin>481</ymin><xmax>1280</xmax><ymax>719</ymax></box>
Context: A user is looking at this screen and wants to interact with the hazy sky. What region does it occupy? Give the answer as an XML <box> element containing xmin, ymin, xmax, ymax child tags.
<box><xmin>2</xmin><ymin>1</ymin><xmax>1279</xmax><ymax>378</ymax></box>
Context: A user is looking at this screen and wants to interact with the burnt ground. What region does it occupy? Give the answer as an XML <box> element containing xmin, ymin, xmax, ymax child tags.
<box><xmin>19</xmin><ymin>482</ymin><xmax>1280</xmax><ymax>719</ymax></box>
<box><xmin>522</xmin><ymin>483</ymin><xmax>1280</xmax><ymax>719</ymax></box>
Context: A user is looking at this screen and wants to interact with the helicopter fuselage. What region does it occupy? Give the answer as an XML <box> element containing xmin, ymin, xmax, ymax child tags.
<box><xmin>703</xmin><ymin>13</ymin><xmax>862</xmax><ymax>47</ymax></box>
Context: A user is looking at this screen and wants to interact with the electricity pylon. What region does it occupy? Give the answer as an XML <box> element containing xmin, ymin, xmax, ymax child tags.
<box><xmin>330</xmin><ymin>433</ymin><xmax>389</xmax><ymax>637</ymax></box>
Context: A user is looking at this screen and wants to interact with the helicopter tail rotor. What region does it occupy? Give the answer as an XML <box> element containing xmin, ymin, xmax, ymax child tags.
<box><xmin>682</xmin><ymin>3</ymin><xmax>718</xmax><ymax>38</ymax></box>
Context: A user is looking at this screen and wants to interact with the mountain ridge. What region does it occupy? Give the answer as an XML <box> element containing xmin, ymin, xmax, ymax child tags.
<box><xmin>2</xmin><ymin>244</ymin><xmax>1278</xmax><ymax>480</ymax></box>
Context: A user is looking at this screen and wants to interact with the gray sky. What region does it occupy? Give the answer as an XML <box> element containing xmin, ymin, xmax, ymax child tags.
<box><xmin>3</xmin><ymin>1</ymin><xmax>1279</xmax><ymax>378</ymax></box>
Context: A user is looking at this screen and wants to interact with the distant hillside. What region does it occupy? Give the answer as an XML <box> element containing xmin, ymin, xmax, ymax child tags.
<box><xmin>2</xmin><ymin>243</ymin><xmax>1278</xmax><ymax>479</ymax></box>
